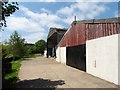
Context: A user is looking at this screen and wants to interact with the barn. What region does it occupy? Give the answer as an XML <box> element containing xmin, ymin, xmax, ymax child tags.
<box><xmin>56</xmin><ymin>17</ymin><xmax>120</xmax><ymax>85</ymax></box>
<box><xmin>47</xmin><ymin>27</ymin><xmax>67</xmax><ymax>58</ymax></box>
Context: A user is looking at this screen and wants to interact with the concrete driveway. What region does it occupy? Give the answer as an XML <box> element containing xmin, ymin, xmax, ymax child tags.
<box><xmin>15</xmin><ymin>56</ymin><xmax>118</xmax><ymax>88</ymax></box>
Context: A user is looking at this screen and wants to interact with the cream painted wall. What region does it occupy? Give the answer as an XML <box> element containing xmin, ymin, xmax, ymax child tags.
<box><xmin>56</xmin><ymin>47</ymin><xmax>61</xmax><ymax>62</ymax></box>
<box><xmin>60</xmin><ymin>47</ymin><xmax>66</xmax><ymax>64</ymax></box>
<box><xmin>56</xmin><ymin>47</ymin><xmax>66</xmax><ymax>64</ymax></box>
<box><xmin>118</xmin><ymin>34</ymin><xmax>120</xmax><ymax>85</ymax></box>
<box><xmin>86</xmin><ymin>34</ymin><xmax>119</xmax><ymax>85</ymax></box>
<box><xmin>44</xmin><ymin>50</ymin><xmax>47</xmax><ymax>57</ymax></box>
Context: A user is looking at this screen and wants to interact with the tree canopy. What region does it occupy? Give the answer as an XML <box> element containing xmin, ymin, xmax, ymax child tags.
<box><xmin>35</xmin><ymin>40</ymin><xmax>46</xmax><ymax>55</ymax></box>
<box><xmin>0</xmin><ymin>1</ymin><xmax>19</xmax><ymax>27</ymax></box>
<box><xmin>9</xmin><ymin>31</ymin><xmax>28</xmax><ymax>59</ymax></box>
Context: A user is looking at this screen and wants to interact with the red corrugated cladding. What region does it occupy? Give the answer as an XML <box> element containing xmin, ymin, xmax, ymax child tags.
<box><xmin>58</xmin><ymin>23</ymin><xmax>120</xmax><ymax>47</ymax></box>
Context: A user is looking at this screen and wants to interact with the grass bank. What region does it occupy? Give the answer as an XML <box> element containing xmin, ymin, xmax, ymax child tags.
<box><xmin>3</xmin><ymin>54</ymin><xmax>41</xmax><ymax>88</ymax></box>
<box><xmin>5</xmin><ymin>59</ymin><xmax>22</xmax><ymax>80</ymax></box>
<box><xmin>3</xmin><ymin>58</ymin><xmax>23</xmax><ymax>88</ymax></box>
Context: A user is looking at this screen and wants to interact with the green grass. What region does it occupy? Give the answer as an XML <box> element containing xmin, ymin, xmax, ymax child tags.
<box><xmin>3</xmin><ymin>54</ymin><xmax>40</xmax><ymax>88</ymax></box>
<box><xmin>28</xmin><ymin>54</ymin><xmax>37</xmax><ymax>58</ymax></box>
<box><xmin>4</xmin><ymin>54</ymin><xmax>39</xmax><ymax>81</ymax></box>
<box><xmin>5</xmin><ymin>59</ymin><xmax>22</xmax><ymax>80</ymax></box>
<box><xmin>24</xmin><ymin>54</ymin><xmax>41</xmax><ymax>58</ymax></box>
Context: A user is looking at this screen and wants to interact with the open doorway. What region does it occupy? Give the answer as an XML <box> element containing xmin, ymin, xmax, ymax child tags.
<box><xmin>66</xmin><ymin>44</ymin><xmax>86</xmax><ymax>71</ymax></box>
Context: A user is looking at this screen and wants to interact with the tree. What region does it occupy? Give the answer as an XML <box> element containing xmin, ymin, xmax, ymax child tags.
<box><xmin>25</xmin><ymin>43</ymin><xmax>36</xmax><ymax>54</ymax></box>
<box><xmin>9</xmin><ymin>31</ymin><xmax>28</xmax><ymax>60</ymax></box>
<box><xmin>2</xmin><ymin>44</ymin><xmax>10</xmax><ymax>59</ymax></box>
<box><xmin>0</xmin><ymin>1</ymin><xmax>19</xmax><ymax>28</ymax></box>
<box><xmin>35</xmin><ymin>40</ymin><xmax>46</xmax><ymax>55</ymax></box>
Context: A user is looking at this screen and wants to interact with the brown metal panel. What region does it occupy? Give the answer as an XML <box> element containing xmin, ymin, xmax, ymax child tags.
<box><xmin>111</xmin><ymin>23</ymin><xmax>114</xmax><ymax>35</ymax></box>
<box><xmin>113</xmin><ymin>23</ymin><xmax>117</xmax><ymax>34</ymax></box>
<box><xmin>85</xmin><ymin>24</ymin><xmax>88</xmax><ymax>40</ymax></box>
<box><xmin>107</xmin><ymin>24</ymin><xmax>110</xmax><ymax>36</ymax></box>
<box><xmin>95</xmin><ymin>24</ymin><xmax>99</xmax><ymax>38</ymax></box>
<box><xmin>58</xmin><ymin>22</ymin><xmax>120</xmax><ymax>47</ymax></box>
<box><xmin>98</xmin><ymin>24</ymin><xmax>100</xmax><ymax>38</ymax></box>
<box><xmin>100</xmin><ymin>24</ymin><xmax>102</xmax><ymax>38</ymax></box>
<box><xmin>100</xmin><ymin>24</ymin><xmax>103</xmax><ymax>37</ymax></box>
<box><xmin>109</xmin><ymin>24</ymin><xmax>112</xmax><ymax>35</ymax></box>
<box><xmin>110</xmin><ymin>23</ymin><xmax>113</xmax><ymax>35</ymax></box>
<box><xmin>105</xmin><ymin>23</ymin><xmax>108</xmax><ymax>36</ymax></box>
<box><xmin>95</xmin><ymin>24</ymin><xmax>98</xmax><ymax>39</ymax></box>
<box><xmin>92</xmin><ymin>24</ymin><xmax>95</xmax><ymax>39</ymax></box>
<box><xmin>86</xmin><ymin>24</ymin><xmax>89</xmax><ymax>40</ymax></box>
<box><xmin>72</xmin><ymin>25</ymin><xmax>76</xmax><ymax>46</ymax></box>
<box><xmin>93</xmin><ymin>24</ymin><xmax>95</xmax><ymax>39</ymax></box>
<box><xmin>116</xmin><ymin>23</ymin><xmax>118</xmax><ymax>34</ymax></box>
<box><xmin>110</xmin><ymin>24</ymin><xmax>112</xmax><ymax>35</ymax></box>
<box><xmin>104</xmin><ymin>24</ymin><xmax>107</xmax><ymax>37</ymax></box>
<box><xmin>99</xmin><ymin>24</ymin><xmax>102</xmax><ymax>38</ymax></box>
<box><xmin>75</xmin><ymin>24</ymin><xmax>78</xmax><ymax>45</ymax></box>
<box><xmin>76</xmin><ymin>24</ymin><xmax>79</xmax><ymax>45</ymax></box>
<box><xmin>69</xmin><ymin>27</ymin><xmax>72</xmax><ymax>46</ymax></box>
<box><xmin>89</xmin><ymin>24</ymin><xmax>92</xmax><ymax>40</ymax></box>
<box><xmin>88</xmin><ymin>24</ymin><xmax>91</xmax><ymax>40</ymax></box>
<box><xmin>79</xmin><ymin>24</ymin><xmax>85</xmax><ymax>45</ymax></box>
<box><xmin>66</xmin><ymin>35</ymin><xmax>68</xmax><ymax>47</ymax></box>
<box><xmin>108</xmin><ymin>23</ymin><xmax>111</xmax><ymax>36</ymax></box>
<box><xmin>61</xmin><ymin>23</ymin><xmax>86</xmax><ymax>47</ymax></box>
<box><xmin>117</xmin><ymin>23</ymin><xmax>120</xmax><ymax>34</ymax></box>
<box><xmin>102</xmin><ymin>24</ymin><xmax>105</xmax><ymax>36</ymax></box>
<box><xmin>77</xmin><ymin>24</ymin><xmax>85</xmax><ymax>45</ymax></box>
<box><xmin>88</xmin><ymin>24</ymin><xmax>90</xmax><ymax>40</ymax></box>
<box><xmin>94</xmin><ymin>24</ymin><xmax>96</xmax><ymax>39</ymax></box>
<box><xmin>104</xmin><ymin>23</ymin><xmax>107</xmax><ymax>36</ymax></box>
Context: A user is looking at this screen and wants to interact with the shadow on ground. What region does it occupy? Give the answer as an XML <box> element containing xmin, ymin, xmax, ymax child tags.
<box><xmin>11</xmin><ymin>78</ymin><xmax>65</xmax><ymax>89</ymax></box>
<box><xmin>23</xmin><ymin>58</ymin><xmax>33</xmax><ymax>60</ymax></box>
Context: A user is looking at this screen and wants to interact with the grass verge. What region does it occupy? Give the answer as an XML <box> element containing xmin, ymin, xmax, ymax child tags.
<box><xmin>5</xmin><ymin>59</ymin><xmax>22</xmax><ymax>80</ymax></box>
<box><xmin>24</xmin><ymin>54</ymin><xmax>41</xmax><ymax>58</ymax></box>
<box><xmin>4</xmin><ymin>58</ymin><xmax>23</xmax><ymax>88</ymax></box>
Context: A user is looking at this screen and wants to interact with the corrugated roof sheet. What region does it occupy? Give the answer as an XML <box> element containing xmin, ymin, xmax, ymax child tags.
<box><xmin>58</xmin><ymin>17</ymin><xmax>120</xmax><ymax>47</ymax></box>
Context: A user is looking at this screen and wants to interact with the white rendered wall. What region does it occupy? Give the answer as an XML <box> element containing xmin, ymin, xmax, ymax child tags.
<box><xmin>56</xmin><ymin>47</ymin><xmax>61</xmax><ymax>62</ymax></box>
<box><xmin>60</xmin><ymin>47</ymin><xmax>66</xmax><ymax>64</ymax></box>
<box><xmin>44</xmin><ymin>50</ymin><xmax>47</xmax><ymax>57</ymax></box>
<box><xmin>86</xmin><ymin>34</ymin><xmax>119</xmax><ymax>85</ymax></box>
<box><xmin>118</xmin><ymin>34</ymin><xmax>120</xmax><ymax>85</ymax></box>
<box><xmin>56</xmin><ymin>47</ymin><xmax>66</xmax><ymax>64</ymax></box>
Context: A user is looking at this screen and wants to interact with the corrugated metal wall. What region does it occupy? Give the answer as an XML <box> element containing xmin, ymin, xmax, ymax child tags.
<box><xmin>58</xmin><ymin>23</ymin><xmax>86</xmax><ymax>47</ymax></box>
<box><xmin>86</xmin><ymin>23</ymin><xmax>120</xmax><ymax>40</ymax></box>
<box><xmin>58</xmin><ymin>23</ymin><xmax>120</xmax><ymax>47</ymax></box>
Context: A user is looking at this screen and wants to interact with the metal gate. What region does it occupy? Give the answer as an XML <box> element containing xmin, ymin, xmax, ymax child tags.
<box><xmin>66</xmin><ymin>44</ymin><xmax>86</xmax><ymax>71</ymax></box>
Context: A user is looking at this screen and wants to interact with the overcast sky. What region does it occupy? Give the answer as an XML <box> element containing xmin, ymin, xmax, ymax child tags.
<box><xmin>2</xmin><ymin>1</ymin><xmax>119</xmax><ymax>44</ymax></box>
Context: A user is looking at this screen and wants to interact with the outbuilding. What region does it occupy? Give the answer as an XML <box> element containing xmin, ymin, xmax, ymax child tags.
<box><xmin>47</xmin><ymin>27</ymin><xmax>67</xmax><ymax>58</ymax></box>
<box><xmin>56</xmin><ymin>17</ymin><xmax>120</xmax><ymax>85</ymax></box>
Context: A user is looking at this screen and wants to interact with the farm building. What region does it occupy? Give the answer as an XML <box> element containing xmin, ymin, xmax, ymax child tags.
<box><xmin>54</xmin><ymin>17</ymin><xmax>120</xmax><ymax>85</ymax></box>
<box><xmin>47</xmin><ymin>27</ymin><xmax>67</xmax><ymax>58</ymax></box>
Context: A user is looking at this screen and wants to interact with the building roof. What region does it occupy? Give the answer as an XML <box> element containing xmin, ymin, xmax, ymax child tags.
<box><xmin>72</xmin><ymin>17</ymin><xmax>120</xmax><ymax>25</ymax></box>
<box><xmin>47</xmin><ymin>27</ymin><xmax>67</xmax><ymax>48</ymax></box>
<box><xmin>58</xmin><ymin>17</ymin><xmax>120</xmax><ymax>47</ymax></box>
<box><xmin>47</xmin><ymin>27</ymin><xmax>67</xmax><ymax>39</ymax></box>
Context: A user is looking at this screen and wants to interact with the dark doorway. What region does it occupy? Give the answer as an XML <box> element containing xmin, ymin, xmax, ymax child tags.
<box><xmin>66</xmin><ymin>44</ymin><xmax>86</xmax><ymax>71</ymax></box>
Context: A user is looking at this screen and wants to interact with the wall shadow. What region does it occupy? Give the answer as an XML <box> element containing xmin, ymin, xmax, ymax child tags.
<box><xmin>8</xmin><ymin>78</ymin><xmax>65</xmax><ymax>89</ymax></box>
<box><xmin>23</xmin><ymin>58</ymin><xmax>33</xmax><ymax>60</ymax></box>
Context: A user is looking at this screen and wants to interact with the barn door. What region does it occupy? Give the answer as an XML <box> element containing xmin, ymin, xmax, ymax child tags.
<box><xmin>66</xmin><ymin>44</ymin><xmax>86</xmax><ymax>71</ymax></box>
